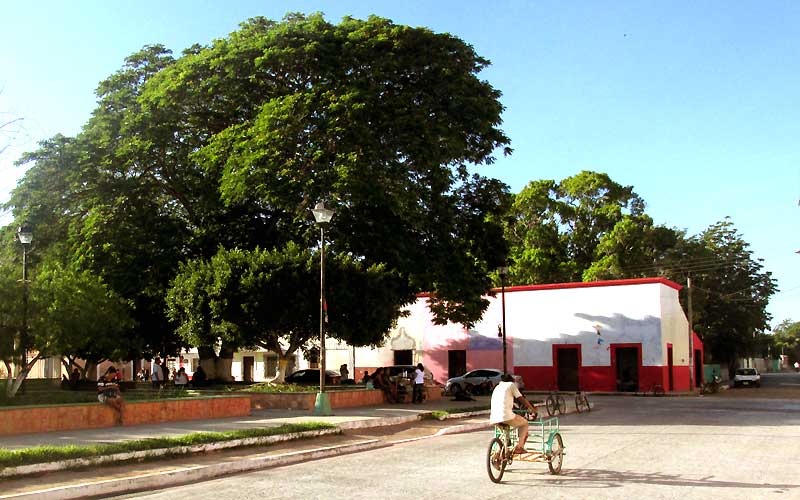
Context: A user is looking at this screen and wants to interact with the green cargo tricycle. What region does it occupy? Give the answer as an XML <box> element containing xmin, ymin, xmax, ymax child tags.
<box><xmin>486</xmin><ymin>410</ymin><xmax>564</xmax><ymax>483</ymax></box>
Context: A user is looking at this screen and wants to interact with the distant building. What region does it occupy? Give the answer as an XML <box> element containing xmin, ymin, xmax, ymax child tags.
<box><xmin>353</xmin><ymin>277</ymin><xmax>704</xmax><ymax>392</ymax></box>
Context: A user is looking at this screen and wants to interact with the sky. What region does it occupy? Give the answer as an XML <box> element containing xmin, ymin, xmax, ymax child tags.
<box><xmin>1</xmin><ymin>1</ymin><xmax>798</xmax><ymax>327</ymax></box>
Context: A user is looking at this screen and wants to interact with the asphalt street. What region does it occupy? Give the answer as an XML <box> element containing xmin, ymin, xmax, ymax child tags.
<box><xmin>108</xmin><ymin>383</ymin><xmax>800</xmax><ymax>500</ymax></box>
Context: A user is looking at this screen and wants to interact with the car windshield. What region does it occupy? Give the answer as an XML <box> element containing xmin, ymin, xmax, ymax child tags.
<box><xmin>736</xmin><ymin>369</ymin><xmax>756</xmax><ymax>375</ymax></box>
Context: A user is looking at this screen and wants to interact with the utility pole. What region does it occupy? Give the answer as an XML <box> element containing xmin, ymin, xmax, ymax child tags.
<box><xmin>687</xmin><ymin>275</ymin><xmax>694</xmax><ymax>390</ymax></box>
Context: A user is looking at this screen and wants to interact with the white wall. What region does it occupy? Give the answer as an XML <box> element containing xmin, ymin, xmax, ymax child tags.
<box><xmin>660</xmin><ymin>284</ymin><xmax>691</xmax><ymax>364</ymax></box>
<box><xmin>509</xmin><ymin>283</ymin><xmax>664</xmax><ymax>367</ymax></box>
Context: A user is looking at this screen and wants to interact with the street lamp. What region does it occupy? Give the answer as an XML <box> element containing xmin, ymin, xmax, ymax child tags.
<box><xmin>311</xmin><ymin>201</ymin><xmax>334</xmax><ymax>416</ymax></box>
<box><xmin>498</xmin><ymin>266</ymin><xmax>509</xmax><ymax>374</ymax></box>
<box><xmin>17</xmin><ymin>224</ymin><xmax>33</xmax><ymax>376</ymax></box>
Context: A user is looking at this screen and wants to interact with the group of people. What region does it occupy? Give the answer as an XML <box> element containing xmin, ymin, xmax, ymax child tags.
<box><xmin>145</xmin><ymin>357</ymin><xmax>206</xmax><ymax>388</ymax></box>
<box><xmin>361</xmin><ymin>364</ymin><xmax>427</xmax><ymax>404</ymax></box>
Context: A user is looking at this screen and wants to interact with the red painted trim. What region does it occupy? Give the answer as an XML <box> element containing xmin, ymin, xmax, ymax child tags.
<box><xmin>417</xmin><ymin>277</ymin><xmax>681</xmax><ymax>298</ymax></box>
<box><xmin>515</xmin><ymin>366</ymin><xmax>553</xmax><ymax>391</ymax></box>
<box><xmin>495</xmin><ymin>277</ymin><xmax>682</xmax><ymax>294</ymax></box>
<box><xmin>581</xmin><ymin>366</ymin><xmax>616</xmax><ymax>392</ymax></box>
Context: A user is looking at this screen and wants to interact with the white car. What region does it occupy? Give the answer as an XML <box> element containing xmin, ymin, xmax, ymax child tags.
<box><xmin>733</xmin><ymin>367</ymin><xmax>760</xmax><ymax>388</ymax></box>
<box><xmin>445</xmin><ymin>369</ymin><xmax>525</xmax><ymax>395</ymax></box>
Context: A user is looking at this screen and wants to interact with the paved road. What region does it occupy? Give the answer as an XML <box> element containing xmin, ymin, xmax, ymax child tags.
<box><xmin>718</xmin><ymin>371</ymin><xmax>800</xmax><ymax>399</ymax></box>
<box><xmin>109</xmin><ymin>395</ymin><xmax>800</xmax><ymax>500</ymax></box>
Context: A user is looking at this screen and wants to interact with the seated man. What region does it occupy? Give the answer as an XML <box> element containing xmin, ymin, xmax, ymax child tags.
<box><xmin>489</xmin><ymin>374</ymin><xmax>537</xmax><ymax>454</ymax></box>
<box><xmin>97</xmin><ymin>367</ymin><xmax>124</xmax><ymax>423</ymax></box>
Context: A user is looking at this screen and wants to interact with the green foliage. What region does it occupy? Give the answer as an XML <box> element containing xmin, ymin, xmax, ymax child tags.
<box><xmin>503</xmin><ymin>170</ymin><xmax>776</xmax><ymax>366</ymax></box>
<box><xmin>30</xmin><ymin>260</ymin><xmax>133</xmax><ymax>361</ymax></box>
<box><xmin>428</xmin><ymin>405</ymin><xmax>491</xmax><ymax>420</ymax></box>
<box><xmin>148</xmin><ymin>13</ymin><xmax>511</xmax><ymax>327</ymax></box>
<box><xmin>675</xmin><ymin>219</ymin><xmax>776</xmax><ymax>367</ymax></box>
<box><xmin>7</xmin><ymin>13</ymin><xmax>512</xmax><ymax>373</ymax></box>
<box><xmin>773</xmin><ymin>319</ymin><xmax>800</xmax><ymax>361</ymax></box>
<box><xmin>505</xmin><ymin>171</ymin><xmax>653</xmax><ymax>284</ymax></box>
<box><xmin>245</xmin><ymin>383</ymin><xmax>318</xmax><ymax>393</ymax></box>
<box><xmin>167</xmin><ymin>243</ymin><xmax>415</xmax><ymax>359</ymax></box>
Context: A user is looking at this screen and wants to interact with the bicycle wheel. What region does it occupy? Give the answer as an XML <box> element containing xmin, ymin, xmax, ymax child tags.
<box><xmin>557</xmin><ymin>394</ymin><xmax>566</xmax><ymax>415</ymax></box>
<box><xmin>583</xmin><ymin>393</ymin><xmax>591</xmax><ymax>412</ymax></box>
<box><xmin>487</xmin><ymin>437</ymin><xmax>507</xmax><ymax>483</ymax></box>
<box><xmin>546</xmin><ymin>394</ymin><xmax>557</xmax><ymax>416</ymax></box>
<box><xmin>548</xmin><ymin>433</ymin><xmax>564</xmax><ymax>474</ymax></box>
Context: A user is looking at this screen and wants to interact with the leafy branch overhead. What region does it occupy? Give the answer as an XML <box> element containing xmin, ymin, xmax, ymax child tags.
<box><xmin>4</xmin><ymin>12</ymin><xmax>513</xmax><ymax>384</ymax></box>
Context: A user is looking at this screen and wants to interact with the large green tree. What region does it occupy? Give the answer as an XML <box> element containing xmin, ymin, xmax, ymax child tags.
<box><xmin>504</xmin><ymin>171</ymin><xmax>652</xmax><ymax>284</ymax></box>
<box><xmin>144</xmin><ymin>14</ymin><xmax>512</xmax><ymax>327</ymax></box>
<box><xmin>681</xmin><ymin>220</ymin><xmax>777</xmax><ymax>370</ymax></box>
<box><xmin>0</xmin><ymin>257</ymin><xmax>131</xmax><ymax>396</ymax></box>
<box><xmin>167</xmin><ymin>243</ymin><xmax>413</xmax><ymax>381</ymax></box>
<box><xmin>9</xmin><ymin>14</ymin><xmax>511</xmax><ymax>372</ymax></box>
<box><xmin>773</xmin><ymin>319</ymin><xmax>800</xmax><ymax>363</ymax></box>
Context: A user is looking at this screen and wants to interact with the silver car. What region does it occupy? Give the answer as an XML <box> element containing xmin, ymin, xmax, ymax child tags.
<box><xmin>445</xmin><ymin>368</ymin><xmax>525</xmax><ymax>394</ymax></box>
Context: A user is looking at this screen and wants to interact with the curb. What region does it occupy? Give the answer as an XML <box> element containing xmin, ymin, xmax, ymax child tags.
<box><xmin>0</xmin><ymin>440</ymin><xmax>387</xmax><ymax>500</ymax></box>
<box><xmin>0</xmin><ymin>428</ymin><xmax>342</xmax><ymax>479</ymax></box>
<box><xmin>0</xmin><ymin>410</ymin><xmax>509</xmax><ymax>499</ymax></box>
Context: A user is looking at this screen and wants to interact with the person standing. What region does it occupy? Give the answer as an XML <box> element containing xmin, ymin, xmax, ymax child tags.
<box><xmin>413</xmin><ymin>363</ymin><xmax>425</xmax><ymax>404</ymax></box>
<box><xmin>340</xmin><ymin>363</ymin><xmax>349</xmax><ymax>381</ymax></box>
<box><xmin>151</xmin><ymin>357</ymin><xmax>164</xmax><ymax>389</ymax></box>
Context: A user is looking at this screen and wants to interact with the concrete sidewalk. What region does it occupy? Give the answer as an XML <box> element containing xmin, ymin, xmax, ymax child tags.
<box><xmin>0</xmin><ymin>393</ymin><xmax>594</xmax><ymax>499</ymax></box>
<box><xmin>0</xmin><ymin>397</ymin><xmax>498</xmax><ymax>499</ymax></box>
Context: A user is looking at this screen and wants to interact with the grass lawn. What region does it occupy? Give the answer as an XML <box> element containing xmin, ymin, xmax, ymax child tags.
<box><xmin>0</xmin><ymin>422</ymin><xmax>337</xmax><ymax>469</ymax></box>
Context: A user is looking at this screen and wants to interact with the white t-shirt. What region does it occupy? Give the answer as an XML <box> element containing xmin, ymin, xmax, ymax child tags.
<box><xmin>414</xmin><ymin>368</ymin><xmax>425</xmax><ymax>384</ymax></box>
<box><xmin>151</xmin><ymin>363</ymin><xmax>163</xmax><ymax>382</ymax></box>
<box><xmin>489</xmin><ymin>381</ymin><xmax>522</xmax><ymax>424</ymax></box>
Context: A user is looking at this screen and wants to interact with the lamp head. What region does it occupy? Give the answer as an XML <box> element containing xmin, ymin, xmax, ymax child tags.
<box><xmin>311</xmin><ymin>201</ymin><xmax>335</xmax><ymax>225</ymax></box>
<box><xmin>17</xmin><ymin>224</ymin><xmax>33</xmax><ymax>245</ymax></box>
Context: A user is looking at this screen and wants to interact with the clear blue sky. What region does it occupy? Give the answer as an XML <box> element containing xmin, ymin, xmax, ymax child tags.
<box><xmin>1</xmin><ymin>1</ymin><xmax>798</xmax><ymax>327</ymax></box>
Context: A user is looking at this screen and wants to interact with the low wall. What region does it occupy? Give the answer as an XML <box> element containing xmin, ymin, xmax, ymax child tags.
<box><xmin>0</xmin><ymin>396</ymin><xmax>251</xmax><ymax>437</ymax></box>
<box><xmin>249</xmin><ymin>385</ymin><xmax>442</xmax><ymax>411</ymax></box>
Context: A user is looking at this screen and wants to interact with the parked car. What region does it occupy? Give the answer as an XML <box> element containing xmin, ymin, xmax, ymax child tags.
<box><xmin>284</xmin><ymin>369</ymin><xmax>341</xmax><ymax>385</ymax></box>
<box><xmin>732</xmin><ymin>367</ymin><xmax>760</xmax><ymax>388</ymax></box>
<box><xmin>445</xmin><ymin>368</ymin><xmax>525</xmax><ymax>395</ymax></box>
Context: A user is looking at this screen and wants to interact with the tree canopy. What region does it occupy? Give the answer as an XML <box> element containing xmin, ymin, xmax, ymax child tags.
<box><xmin>503</xmin><ymin>171</ymin><xmax>777</xmax><ymax>368</ymax></box>
<box><xmin>5</xmin><ymin>13</ymin><xmax>513</xmax><ymax>382</ymax></box>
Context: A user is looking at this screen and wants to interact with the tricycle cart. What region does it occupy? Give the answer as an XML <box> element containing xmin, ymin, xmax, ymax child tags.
<box><xmin>486</xmin><ymin>412</ymin><xmax>564</xmax><ymax>483</ymax></box>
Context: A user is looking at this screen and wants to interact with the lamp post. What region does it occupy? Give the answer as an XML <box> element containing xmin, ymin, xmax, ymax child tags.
<box><xmin>498</xmin><ymin>266</ymin><xmax>509</xmax><ymax>374</ymax></box>
<box><xmin>311</xmin><ymin>201</ymin><xmax>334</xmax><ymax>416</ymax></box>
<box><xmin>17</xmin><ymin>224</ymin><xmax>33</xmax><ymax>377</ymax></box>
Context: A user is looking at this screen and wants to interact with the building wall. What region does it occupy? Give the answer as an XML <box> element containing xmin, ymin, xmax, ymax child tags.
<box><xmin>659</xmin><ymin>284</ymin><xmax>691</xmax><ymax>391</ymax></box>
<box><xmin>360</xmin><ymin>278</ymin><xmax>691</xmax><ymax>393</ymax></box>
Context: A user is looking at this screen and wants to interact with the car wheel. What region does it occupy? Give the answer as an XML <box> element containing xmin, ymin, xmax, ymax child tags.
<box><xmin>450</xmin><ymin>384</ymin><xmax>460</xmax><ymax>395</ymax></box>
<box><xmin>755</xmin><ymin>382</ymin><xmax>761</xmax><ymax>388</ymax></box>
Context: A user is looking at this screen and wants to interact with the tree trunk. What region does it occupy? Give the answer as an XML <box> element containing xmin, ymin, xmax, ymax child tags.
<box><xmin>84</xmin><ymin>360</ymin><xmax>99</xmax><ymax>381</ymax></box>
<box><xmin>268</xmin><ymin>351</ymin><xmax>295</xmax><ymax>384</ymax></box>
<box><xmin>6</xmin><ymin>354</ymin><xmax>41</xmax><ymax>397</ymax></box>
<box><xmin>197</xmin><ymin>345</ymin><xmax>218</xmax><ymax>380</ymax></box>
<box><xmin>215</xmin><ymin>342</ymin><xmax>235</xmax><ymax>382</ymax></box>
